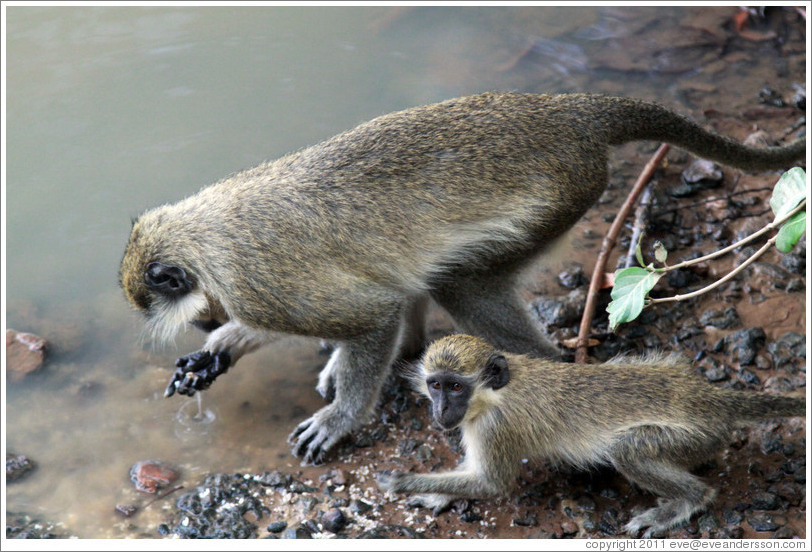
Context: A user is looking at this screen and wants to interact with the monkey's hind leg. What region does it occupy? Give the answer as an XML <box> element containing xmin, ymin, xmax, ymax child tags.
<box><xmin>431</xmin><ymin>269</ymin><xmax>559</xmax><ymax>358</ymax></box>
<box><xmin>610</xmin><ymin>427</ymin><xmax>717</xmax><ymax>538</ymax></box>
<box><xmin>315</xmin><ymin>296</ymin><xmax>427</xmax><ymax>403</ymax></box>
<box><xmin>289</xmin><ymin>319</ymin><xmax>403</xmax><ymax>464</ymax></box>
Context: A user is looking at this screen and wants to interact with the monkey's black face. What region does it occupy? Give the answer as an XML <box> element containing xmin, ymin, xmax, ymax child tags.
<box><xmin>426</xmin><ymin>373</ymin><xmax>473</xmax><ymax>429</ymax></box>
<box><xmin>144</xmin><ymin>262</ymin><xmax>194</xmax><ymax>299</ymax></box>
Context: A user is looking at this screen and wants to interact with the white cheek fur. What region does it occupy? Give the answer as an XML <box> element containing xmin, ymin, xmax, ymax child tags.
<box><xmin>146</xmin><ymin>289</ymin><xmax>209</xmax><ymax>345</ymax></box>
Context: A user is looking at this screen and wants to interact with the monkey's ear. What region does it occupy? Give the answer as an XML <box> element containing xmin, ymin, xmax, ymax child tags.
<box><xmin>481</xmin><ymin>354</ymin><xmax>509</xmax><ymax>390</ymax></box>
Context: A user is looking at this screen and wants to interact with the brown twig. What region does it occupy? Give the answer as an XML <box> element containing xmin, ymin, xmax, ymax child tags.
<box><xmin>575</xmin><ymin>144</ymin><xmax>670</xmax><ymax>364</ymax></box>
<box><xmin>651</xmin><ymin>186</ymin><xmax>774</xmax><ymax>217</ymax></box>
<box><xmin>145</xmin><ymin>485</ymin><xmax>185</xmax><ymax>507</ymax></box>
<box><xmin>624</xmin><ymin>185</ymin><xmax>654</xmax><ymax>269</ymax></box>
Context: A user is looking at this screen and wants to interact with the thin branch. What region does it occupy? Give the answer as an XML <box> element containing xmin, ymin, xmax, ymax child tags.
<box><xmin>653</xmin><ymin>199</ymin><xmax>805</xmax><ymax>272</ymax></box>
<box><xmin>649</xmin><ymin>234</ymin><xmax>776</xmax><ymax>304</ymax></box>
<box><xmin>624</xmin><ymin>185</ymin><xmax>654</xmax><ymax>269</ymax></box>
<box><xmin>575</xmin><ymin>143</ymin><xmax>670</xmax><ymax>363</ymax></box>
<box><xmin>651</xmin><ymin>186</ymin><xmax>773</xmax><ymax>217</ymax></box>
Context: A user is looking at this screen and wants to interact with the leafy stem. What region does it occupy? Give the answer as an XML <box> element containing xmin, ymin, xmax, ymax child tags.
<box><xmin>648</xmin><ymin>198</ymin><xmax>806</xmax><ymax>273</ymax></box>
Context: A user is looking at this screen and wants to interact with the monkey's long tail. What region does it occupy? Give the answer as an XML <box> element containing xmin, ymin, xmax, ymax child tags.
<box><xmin>593</xmin><ymin>96</ymin><xmax>806</xmax><ymax>172</ymax></box>
<box><xmin>732</xmin><ymin>393</ymin><xmax>806</xmax><ymax>421</ymax></box>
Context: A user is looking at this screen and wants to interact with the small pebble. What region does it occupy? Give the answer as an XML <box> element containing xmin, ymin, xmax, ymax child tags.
<box><xmin>321</xmin><ymin>508</ymin><xmax>347</xmax><ymax>533</ymax></box>
<box><xmin>267</xmin><ymin>521</ymin><xmax>287</xmax><ymax>533</ymax></box>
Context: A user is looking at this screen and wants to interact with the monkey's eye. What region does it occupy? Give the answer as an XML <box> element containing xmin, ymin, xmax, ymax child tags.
<box><xmin>450</xmin><ymin>382</ymin><xmax>463</xmax><ymax>392</ymax></box>
<box><xmin>428</xmin><ymin>380</ymin><xmax>441</xmax><ymax>390</ymax></box>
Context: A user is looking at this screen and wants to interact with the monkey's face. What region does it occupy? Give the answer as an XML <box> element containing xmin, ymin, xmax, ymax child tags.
<box><xmin>426</xmin><ymin>372</ymin><xmax>474</xmax><ymax>429</ymax></box>
<box><xmin>120</xmin><ymin>212</ymin><xmax>224</xmax><ymax>343</ymax></box>
<box><xmin>422</xmin><ymin>335</ymin><xmax>511</xmax><ymax>429</ymax></box>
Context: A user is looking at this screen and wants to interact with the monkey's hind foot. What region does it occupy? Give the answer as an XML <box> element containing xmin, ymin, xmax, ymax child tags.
<box><xmin>624</xmin><ymin>490</ymin><xmax>716</xmax><ymax>538</ymax></box>
<box><xmin>165</xmin><ymin>350</ymin><xmax>232</xmax><ymax>397</ymax></box>
<box><xmin>288</xmin><ymin>403</ymin><xmax>359</xmax><ymax>465</ymax></box>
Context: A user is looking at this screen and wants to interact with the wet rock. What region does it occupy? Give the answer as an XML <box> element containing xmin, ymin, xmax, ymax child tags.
<box><xmin>283</xmin><ymin>523</ymin><xmax>313</xmax><ymax>539</ymax></box>
<box><xmin>512</xmin><ymin>511</ymin><xmax>538</xmax><ymax>527</ymax></box>
<box><xmin>747</xmin><ymin>512</ymin><xmax>784</xmax><ymax>532</ymax></box>
<box><xmin>166</xmin><ymin>472</ymin><xmax>270</xmax><ymax>538</ymax></box>
<box><xmin>357</xmin><ymin>524</ymin><xmax>423</xmax><ymax>539</ymax></box>
<box><xmin>130</xmin><ymin>460</ymin><xmax>179</xmax><ymax>493</ymax></box>
<box><xmin>599</xmin><ymin>486</ymin><xmax>619</xmax><ymax>499</ymax></box>
<box><xmin>288</xmin><ymin>480</ymin><xmax>318</xmax><ymax>494</ymax></box>
<box><xmin>6</xmin><ymin>329</ymin><xmax>47</xmax><ymax>382</ymax></box>
<box><xmin>718</xmin><ymin>526</ymin><xmax>745</xmax><ymax>539</ymax></box>
<box><xmin>667</xmin><ymin>267</ymin><xmax>700</xmax><ymax>289</ymax></box>
<box><xmin>668</xmin><ymin>160</ymin><xmax>723</xmax><ymax>197</ymax></box>
<box><xmin>256</xmin><ymin>470</ymin><xmax>293</xmax><ymax>488</ymax></box>
<box><xmin>780</xmin><ymin>234</ymin><xmax>805</xmax><ymax>274</ymax></box>
<box><xmin>299</xmin><ymin>495</ymin><xmax>320</xmax><ymax>514</ymax></box>
<box><xmin>324</xmin><ymin>468</ymin><xmax>347</xmax><ymax>486</ymax></box>
<box><xmin>699</xmin><ymin>306</ymin><xmax>740</xmax><ymax>329</ymax></box>
<box><xmin>758</xmin><ymin>87</ymin><xmax>786</xmax><ymax>107</ymax></box>
<box><xmin>6</xmin><ymin>512</ymin><xmax>66</xmax><ymax>539</ymax></box>
<box><xmin>267</xmin><ymin>521</ymin><xmax>287</xmax><ymax>533</ymax></box>
<box><xmin>726</xmin><ymin>327</ymin><xmax>766</xmax><ymax>366</ymax></box>
<box><xmin>415</xmin><ymin>443</ymin><xmax>433</xmax><ymax>462</ymax></box>
<box><xmin>771</xmin><ymin>481</ymin><xmax>804</xmax><ymax>506</ymax></box>
<box><xmin>576</xmin><ymin>494</ymin><xmax>596</xmax><ymax>511</ymax></box>
<box><xmin>697</xmin><ymin>512</ymin><xmax>720</xmax><ymax>533</ymax></box>
<box><xmin>773</xmin><ymin>526</ymin><xmax>797</xmax><ymax>539</ymax></box>
<box><xmin>398</xmin><ymin>438</ymin><xmax>421</xmax><ymax>455</ymax></box>
<box><xmin>581</xmin><ymin>511</ymin><xmax>598</xmax><ymax>532</ymax></box>
<box><xmin>721</xmin><ymin>508</ymin><xmax>743</xmax><ymax>524</ymax></box>
<box><xmin>597</xmin><ymin>190</ymin><xmax>616</xmax><ymax>205</ymax></box>
<box><xmin>6</xmin><ymin>453</ymin><xmax>36</xmax><ymax>482</ymax></box>
<box><xmin>704</xmin><ymin>366</ymin><xmax>729</xmax><ymax>382</ymax></box>
<box><xmin>738</xmin><ymin>369</ymin><xmax>760</xmax><ymax>386</ymax></box>
<box><xmin>114</xmin><ymin>504</ymin><xmax>138</xmax><ymax>518</ymax></box>
<box><xmin>561</xmin><ymin>520</ymin><xmax>579</xmax><ymax>536</ymax></box>
<box><xmin>751</xmin><ymin>492</ymin><xmax>780</xmax><ymax>510</ymax></box>
<box><xmin>781</xmin><ymin>459</ymin><xmax>804</xmax><ymax>475</ymax></box>
<box><xmin>558</xmin><ymin>264</ymin><xmax>587</xmax><ymax>289</ymax></box>
<box><xmin>353</xmin><ymin>433</ymin><xmax>374</xmax><ymax>448</ymax></box>
<box><xmin>531</xmin><ymin>288</ymin><xmax>587</xmax><ymax>327</ymax></box>
<box><xmin>599</xmin><ymin>508</ymin><xmax>620</xmax><ymax>535</ymax></box>
<box><xmin>763</xmin><ymin>376</ymin><xmax>793</xmax><ymax>393</ymax></box>
<box><xmin>350</xmin><ymin>499</ymin><xmax>373</xmax><ymax>515</ymax></box>
<box><xmin>321</xmin><ymin>508</ymin><xmax>347</xmax><ymax>533</ymax></box>
<box><xmin>682</xmin><ymin>159</ymin><xmax>723</xmax><ymax>185</ymax></box>
<box><xmin>766</xmin><ymin>332</ymin><xmax>806</xmax><ymax>370</ymax></box>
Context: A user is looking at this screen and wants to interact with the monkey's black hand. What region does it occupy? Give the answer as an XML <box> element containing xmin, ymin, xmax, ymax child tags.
<box><xmin>164</xmin><ymin>350</ymin><xmax>231</xmax><ymax>397</ymax></box>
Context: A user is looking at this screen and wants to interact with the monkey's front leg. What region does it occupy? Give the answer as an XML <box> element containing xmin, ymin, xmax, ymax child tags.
<box><xmin>377</xmin><ymin>469</ymin><xmax>502</xmax><ymax>515</ymax></box>
<box><xmin>164</xmin><ymin>320</ymin><xmax>272</xmax><ymax>397</ymax></box>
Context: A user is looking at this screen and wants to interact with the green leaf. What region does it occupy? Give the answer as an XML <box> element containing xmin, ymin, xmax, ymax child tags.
<box><xmin>607</xmin><ymin>267</ymin><xmax>663</xmax><ymax>331</ymax></box>
<box><xmin>635</xmin><ymin>241</ymin><xmax>645</xmax><ymax>268</ymax></box>
<box><xmin>653</xmin><ymin>241</ymin><xmax>668</xmax><ymax>264</ymax></box>
<box><xmin>770</xmin><ymin>167</ymin><xmax>806</xmax><ymax>221</ymax></box>
<box><xmin>776</xmin><ymin>210</ymin><xmax>806</xmax><ymax>253</ymax></box>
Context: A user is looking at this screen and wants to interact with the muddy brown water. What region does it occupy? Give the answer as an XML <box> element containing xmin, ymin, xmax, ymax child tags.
<box><xmin>4</xmin><ymin>5</ymin><xmax>807</xmax><ymax>540</ymax></box>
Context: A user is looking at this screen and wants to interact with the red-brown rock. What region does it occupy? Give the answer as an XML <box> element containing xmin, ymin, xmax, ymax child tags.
<box><xmin>6</xmin><ymin>329</ymin><xmax>47</xmax><ymax>382</ymax></box>
<box><xmin>129</xmin><ymin>460</ymin><xmax>179</xmax><ymax>493</ymax></box>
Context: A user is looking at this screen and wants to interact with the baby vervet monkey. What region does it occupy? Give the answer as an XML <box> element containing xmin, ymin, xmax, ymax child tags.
<box><xmin>119</xmin><ymin>91</ymin><xmax>805</xmax><ymax>464</ymax></box>
<box><xmin>377</xmin><ymin>334</ymin><xmax>805</xmax><ymax>537</ymax></box>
